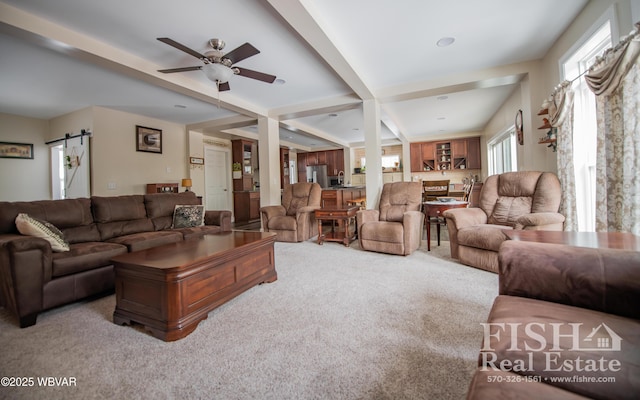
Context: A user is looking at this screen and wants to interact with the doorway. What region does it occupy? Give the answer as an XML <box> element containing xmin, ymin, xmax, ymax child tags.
<box><xmin>204</xmin><ymin>146</ymin><xmax>232</xmax><ymax>212</ymax></box>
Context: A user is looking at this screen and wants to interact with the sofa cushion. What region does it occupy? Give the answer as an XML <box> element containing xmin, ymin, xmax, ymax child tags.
<box><xmin>0</xmin><ymin>198</ymin><xmax>100</xmax><ymax>242</ymax></box>
<box><xmin>482</xmin><ymin>295</ymin><xmax>640</xmax><ymax>400</ymax></box>
<box><xmin>360</xmin><ymin>221</ymin><xmax>403</xmax><ymax>243</ymax></box>
<box><xmin>268</xmin><ymin>215</ymin><xmax>297</xmax><ymax>231</ymax></box>
<box><xmin>144</xmin><ymin>192</ymin><xmax>200</xmax><ymax>230</ymax></box>
<box><xmin>92</xmin><ymin>195</ymin><xmax>154</xmax><ymax>240</ymax></box>
<box><xmin>15</xmin><ymin>213</ymin><xmax>70</xmax><ymax>252</ymax></box>
<box><xmin>52</xmin><ymin>242</ymin><xmax>127</xmax><ymax>278</ymax></box>
<box><xmin>172</xmin><ymin>205</ymin><xmax>205</xmax><ymax>228</ymax></box>
<box><xmin>106</xmin><ymin>230</ymin><xmax>183</xmax><ymax>252</ymax></box>
<box><xmin>487</xmin><ymin>196</ymin><xmax>532</xmax><ymax>226</ymax></box>
<box><xmin>458</xmin><ymin>225</ymin><xmax>512</xmax><ymax>251</ymax></box>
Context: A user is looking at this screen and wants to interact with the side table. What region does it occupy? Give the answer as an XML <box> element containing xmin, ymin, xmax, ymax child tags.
<box><xmin>315</xmin><ymin>206</ymin><xmax>359</xmax><ymax>246</ymax></box>
<box><xmin>423</xmin><ymin>200</ymin><xmax>468</xmax><ymax>251</ymax></box>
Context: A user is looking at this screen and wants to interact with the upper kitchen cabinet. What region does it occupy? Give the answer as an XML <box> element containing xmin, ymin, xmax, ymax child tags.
<box><xmin>410</xmin><ymin>137</ymin><xmax>481</xmax><ymax>172</ymax></box>
<box><xmin>296</xmin><ymin>149</ymin><xmax>345</xmax><ymax>177</ymax></box>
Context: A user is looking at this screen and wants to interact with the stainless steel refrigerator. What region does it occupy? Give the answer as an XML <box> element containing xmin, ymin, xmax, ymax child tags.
<box><xmin>306</xmin><ymin>164</ymin><xmax>328</xmax><ymax>188</ymax></box>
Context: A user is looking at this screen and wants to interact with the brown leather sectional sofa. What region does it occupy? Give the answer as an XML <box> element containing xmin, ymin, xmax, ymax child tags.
<box><xmin>467</xmin><ymin>241</ymin><xmax>640</xmax><ymax>399</ymax></box>
<box><xmin>0</xmin><ymin>192</ymin><xmax>231</xmax><ymax>328</ymax></box>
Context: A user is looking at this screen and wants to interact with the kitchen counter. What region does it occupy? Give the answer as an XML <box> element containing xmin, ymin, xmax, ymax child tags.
<box><xmin>321</xmin><ymin>186</ymin><xmax>366</xmax><ymax>208</ymax></box>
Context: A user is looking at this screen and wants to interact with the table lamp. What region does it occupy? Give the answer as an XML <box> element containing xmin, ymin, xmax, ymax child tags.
<box><xmin>181</xmin><ymin>178</ymin><xmax>192</xmax><ymax>192</ymax></box>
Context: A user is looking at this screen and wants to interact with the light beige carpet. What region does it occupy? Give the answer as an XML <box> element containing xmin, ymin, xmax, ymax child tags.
<box><xmin>0</xmin><ymin>239</ymin><xmax>497</xmax><ymax>400</ymax></box>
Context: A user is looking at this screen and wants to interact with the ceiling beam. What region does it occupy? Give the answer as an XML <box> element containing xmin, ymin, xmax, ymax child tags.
<box><xmin>279</xmin><ymin>120</ymin><xmax>350</xmax><ymax>148</ymax></box>
<box><xmin>187</xmin><ymin>115</ymin><xmax>258</xmax><ymax>132</ymax></box>
<box><xmin>269</xmin><ymin>95</ymin><xmax>362</xmax><ymax>120</ymax></box>
<box><xmin>265</xmin><ymin>0</ymin><xmax>374</xmax><ymax>101</ymax></box>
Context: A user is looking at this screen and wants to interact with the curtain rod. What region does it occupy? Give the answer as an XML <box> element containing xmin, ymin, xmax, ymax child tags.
<box><xmin>45</xmin><ymin>129</ymin><xmax>92</xmax><ymax>147</ymax></box>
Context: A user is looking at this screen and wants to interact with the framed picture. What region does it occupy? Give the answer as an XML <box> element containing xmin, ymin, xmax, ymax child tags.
<box><xmin>0</xmin><ymin>141</ymin><xmax>34</xmax><ymax>159</ymax></box>
<box><xmin>189</xmin><ymin>157</ymin><xmax>204</xmax><ymax>165</ymax></box>
<box><xmin>136</xmin><ymin>125</ymin><xmax>162</xmax><ymax>154</ymax></box>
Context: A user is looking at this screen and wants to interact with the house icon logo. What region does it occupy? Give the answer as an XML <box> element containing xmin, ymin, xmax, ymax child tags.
<box><xmin>580</xmin><ymin>323</ymin><xmax>622</xmax><ymax>351</ymax></box>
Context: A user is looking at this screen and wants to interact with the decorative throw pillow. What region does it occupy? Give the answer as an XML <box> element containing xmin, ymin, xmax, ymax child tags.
<box><xmin>172</xmin><ymin>205</ymin><xmax>205</xmax><ymax>229</ymax></box>
<box><xmin>15</xmin><ymin>213</ymin><xmax>70</xmax><ymax>252</ymax></box>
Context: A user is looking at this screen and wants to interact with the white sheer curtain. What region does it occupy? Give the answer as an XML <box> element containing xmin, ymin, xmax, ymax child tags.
<box><xmin>585</xmin><ymin>23</ymin><xmax>640</xmax><ymax>234</ymax></box>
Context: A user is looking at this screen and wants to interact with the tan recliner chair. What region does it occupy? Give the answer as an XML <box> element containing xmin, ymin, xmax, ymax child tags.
<box><xmin>443</xmin><ymin>171</ymin><xmax>565</xmax><ymax>273</ymax></box>
<box><xmin>356</xmin><ymin>182</ymin><xmax>424</xmax><ymax>256</ymax></box>
<box><xmin>260</xmin><ymin>182</ymin><xmax>322</xmax><ymax>242</ymax></box>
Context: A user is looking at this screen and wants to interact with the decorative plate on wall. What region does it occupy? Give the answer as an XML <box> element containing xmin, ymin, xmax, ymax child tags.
<box><xmin>515</xmin><ymin>109</ymin><xmax>524</xmax><ymax>145</ymax></box>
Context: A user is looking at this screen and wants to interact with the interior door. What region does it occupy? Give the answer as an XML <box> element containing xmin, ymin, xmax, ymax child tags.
<box><xmin>204</xmin><ymin>147</ymin><xmax>231</xmax><ymax>211</ymax></box>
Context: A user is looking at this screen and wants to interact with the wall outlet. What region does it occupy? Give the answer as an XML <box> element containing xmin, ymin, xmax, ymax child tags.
<box><xmin>107</xmin><ymin>182</ymin><xmax>117</xmax><ymax>190</ymax></box>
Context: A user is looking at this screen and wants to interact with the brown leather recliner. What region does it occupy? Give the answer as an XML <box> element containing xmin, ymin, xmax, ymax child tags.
<box><xmin>356</xmin><ymin>181</ymin><xmax>424</xmax><ymax>256</ymax></box>
<box><xmin>260</xmin><ymin>182</ymin><xmax>322</xmax><ymax>242</ymax></box>
<box><xmin>442</xmin><ymin>171</ymin><xmax>565</xmax><ymax>273</ymax></box>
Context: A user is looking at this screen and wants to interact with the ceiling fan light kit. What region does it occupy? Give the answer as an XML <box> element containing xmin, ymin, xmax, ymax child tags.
<box><xmin>157</xmin><ymin>37</ymin><xmax>276</xmax><ymax>91</ymax></box>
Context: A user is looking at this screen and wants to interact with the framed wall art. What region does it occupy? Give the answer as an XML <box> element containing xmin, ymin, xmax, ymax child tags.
<box><xmin>136</xmin><ymin>125</ymin><xmax>162</xmax><ymax>154</ymax></box>
<box><xmin>0</xmin><ymin>141</ymin><xmax>34</xmax><ymax>159</ymax></box>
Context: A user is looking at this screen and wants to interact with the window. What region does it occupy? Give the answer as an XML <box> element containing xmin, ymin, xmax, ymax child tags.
<box><xmin>50</xmin><ymin>145</ymin><xmax>65</xmax><ymax>200</ymax></box>
<box><xmin>360</xmin><ymin>155</ymin><xmax>400</xmax><ymax>170</ymax></box>
<box><xmin>487</xmin><ymin>128</ymin><xmax>517</xmax><ymax>175</ymax></box>
<box><xmin>562</xmin><ymin>21</ymin><xmax>611</xmax><ymax>232</ymax></box>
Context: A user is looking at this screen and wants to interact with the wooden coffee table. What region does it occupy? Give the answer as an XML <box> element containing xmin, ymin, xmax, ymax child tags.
<box><xmin>315</xmin><ymin>206</ymin><xmax>359</xmax><ymax>246</ymax></box>
<box><xmin>503</xmin><ymin>230</ymin><xmax>640</xmax><ymax>251</ymax></box>
<box><xmin>111</xmin><ymin>231</ymin><xmax>277</xmax><ymax>341</ymax></box>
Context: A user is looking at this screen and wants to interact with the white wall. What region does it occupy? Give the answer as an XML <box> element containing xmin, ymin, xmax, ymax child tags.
<box><xmin>0</xmin><ymin>113</ymin><xmax>51</xmax><ymax>201</ymax></box>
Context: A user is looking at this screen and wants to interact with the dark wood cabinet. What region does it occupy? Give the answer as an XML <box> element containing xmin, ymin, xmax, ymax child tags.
<box><xmin>146</xmin><ymin>183</ymin><xmax>178</xmax><ymax>193</ymax></box>
<box><xmin>280</xmin><ymin>147</ymin><xmax>290</xmax><ymax>190</ymax></box>
<box><xmin>297</xmin><ymin>149</ymin><xmax>344</xmax><ymax>177</ymax></box>
<box><xmin>410</xmin><ymin>137</ymin><xmax>481</xmax><ymax>172</ymax></box>
<box><xmin>233</xmin><ymin>191</ymin><xmax>260</xmax><ymax>223</ymax></box>
<box><xmin>297</xmin><ymin>153</ymin><xmax>307</xmax><ymax>183</ymax></box>
<box><xmin>466</xmin><ymin>137</ymin><xmax>481</xmax><ymax>169</ymax></box>
<box><xmin>232</xmin><ymin>139</ymin><xmax>254</xmax><ymax>191</ymax></box>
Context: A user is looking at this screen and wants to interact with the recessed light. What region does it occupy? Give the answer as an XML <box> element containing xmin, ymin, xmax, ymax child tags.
<box><xmin>436</xmin><ymin>37</ymin><xmax>455</xmax><ymax>47</ymax></box>
<box><xmin>274</xmin><ymin>78</ymin><xmax>286</xmax><ymax>85</ymax></box>
<box><xmin>437</xmin><ymin>96</ymin><xmax>448</xmax><ymax>101</ymax></box>
<box><xmin>329</xmin><ymin>113</ymin><xmax>338</xmax><ymax>117</ymax></box>
<box><xmin>174</xmin><ymin>104</ymin><xmax>187</xmax><ymax>108</ymax></box>
<box><xmin>437</xmin><ymin>117</ymin><xmax>446</xmax><ymax>120</ymax></box>
<box><xmin>352</xmin><ymin>128</ymin><xmax>360</xmax><ymax>131</ymax></box>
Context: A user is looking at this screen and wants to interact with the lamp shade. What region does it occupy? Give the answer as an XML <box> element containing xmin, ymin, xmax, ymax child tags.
<box><xmin>181</xmin><ymin>179</ymin><xmax>192</xmax><ymax>188</ymax></box>
<box><xmin>202</xmin><ymin>63</ymin><xmax>234</xmax><ymax>83</ymax></box>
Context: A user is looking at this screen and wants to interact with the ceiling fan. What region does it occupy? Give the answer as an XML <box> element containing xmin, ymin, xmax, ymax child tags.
<box><xmin>157</xmin><ymin>37</ymin><xmax>276</xmax><ymax>91</ymax></box>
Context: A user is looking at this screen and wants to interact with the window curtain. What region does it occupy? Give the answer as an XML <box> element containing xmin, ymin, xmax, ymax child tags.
<box><xmin>546</xmin><ymin>81</ymin><xmax>577</xmax><ymax>231</ymax></box>
<box><xmin>585</xmin><ymin>23</ymin><xmax>640</xmax><ymax>235</ymax></box>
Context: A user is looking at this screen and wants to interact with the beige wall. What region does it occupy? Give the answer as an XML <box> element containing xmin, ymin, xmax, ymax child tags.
<box><xmin>0</xmin><ymin>113</ymin><xmax>51</xmax><ymax>201</ymax></box>
<box><xmin>91</xmin><ymin>107</ymin><xmax>189</xmax><ymax>196</ymax></box>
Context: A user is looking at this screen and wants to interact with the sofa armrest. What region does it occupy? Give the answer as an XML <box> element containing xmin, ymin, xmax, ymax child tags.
<box><xmin>0</xmin><ymin>234</ymin><xmax>52</xmax><ymax>326</ymax></box>
<box><xmin>402</xmin><ymin>210</ymin><xmax>424</xmax><ymax>254</ymax></box>
<box><xmin>498</xmin><ymin>240</ymin><xmax>640</xmax><ymax>319</ymax></box>
<box><xmin>515</xmin><ymin>212</ymin><xmax>565</xmax><ymax>230</ymax></box>
<box><xmin>204</xmin><ymin>210</ymin><xmax>232</xmax><ymax>232</ymax></box>
<box><xmin>260</xmin><ymin>205</ymin><xmax>286</xmax><ymax>220</ymax></box>
<box><xmin>442</xmin><ymin>207</ymin><xmax>487</xmax><ymax>229</ymax></box>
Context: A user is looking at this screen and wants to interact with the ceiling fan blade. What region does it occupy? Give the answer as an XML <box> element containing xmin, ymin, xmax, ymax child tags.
<box><xmin>235</xmin><ymin>67</ymin><xmax>277</xmax><ymax>83</ymax></box>
<box><xmin>158</xmin><ymin>66</ymin><xmax>203</xmax><ymax>73</ymax></box>
<box><xmin>157</xmin><ymin>37</ymin><xmax>206</xmax><ymax>60</ymax></box>
<box><xmin>223</xmin><ymin>42</ymin><xmax>260</xmax><ymax>64</ymax></box>
<box><xmin>218</xmin><ymin>82</ymin><xmax>231</xmax><ymax>92</ymax></box>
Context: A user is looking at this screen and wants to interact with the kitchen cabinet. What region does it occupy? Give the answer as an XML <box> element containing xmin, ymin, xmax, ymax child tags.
<box><xmin>233</xmin><ymin>191</ymin><xmax>260</xmax><ymax>223</ymax></box>
<box><xmin>321</xmin><ymin>187</ymin><xmax>366</xmax><ymax>208</ymax></box>
<box><xmin>297</xmin><ymin>153</ymin><xmax>307</xmax><ymax>183</ymax></box>
<box><xmin>352</xmin><ymin>174</ymin><xmax>366</xmax><ymax>185</ymax></box>
<box><xmin>297</xmin><ymin>149</ymin><xmax>345</xmax><ymax>177</ymax></box>
<box><xmin>382</xmin><ymin>172</ymin><xmax>404</xmax><ymax>183</ymax></box>
<box><xmin>410</xmin><ymin>136</ymin><xmax>481</xmax><ymax>172</ymax></box>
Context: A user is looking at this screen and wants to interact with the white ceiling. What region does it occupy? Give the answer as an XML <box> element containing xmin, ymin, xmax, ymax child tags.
<box><xmin>0</xmin><ymin>0</ymin><xmax>588</xmax><ymax>150</ymax></box>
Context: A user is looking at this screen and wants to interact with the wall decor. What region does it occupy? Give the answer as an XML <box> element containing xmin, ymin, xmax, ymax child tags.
<box><xmin>136</xmin><ymin>125</ymin><xmax>162</xmax><ymax>154</ymax></box>
<box><xmin>0</xmin><ymin>141</ymin><xmax>34</xmax><ymax>159</ymax></box>
<box><xmin>515</xmin><ymin>109</ymin><xmax>524</xmax><ymax>145</ymax></box>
